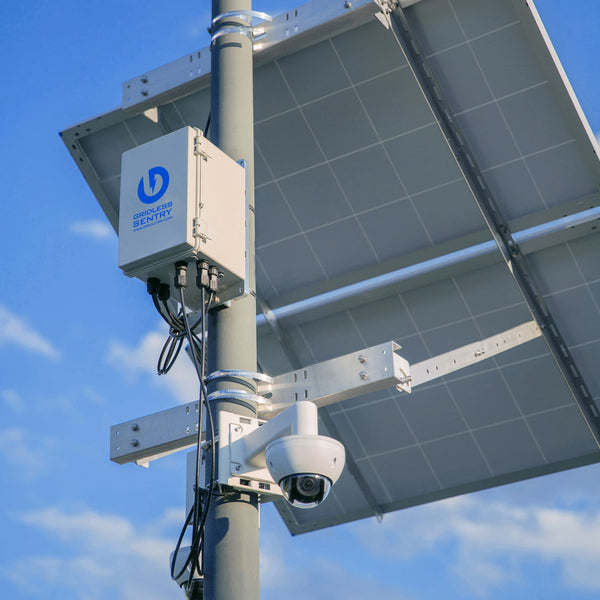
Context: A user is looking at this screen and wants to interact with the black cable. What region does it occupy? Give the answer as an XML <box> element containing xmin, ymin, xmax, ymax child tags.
<box><xmin>161</xmin><ymin>298</ymin><xmax>184</xmax><ymax>331</ymax></box>
<box><xmin>170</xmin><ymin>504</ymin><xmax>196</xmax><ymax>580</ymax></box>
<box><xmin>157</xmin><ymin>329</ymin><xmax>184</xmax><ymax>375</ymax></box>
<box><xmin>152</xmin><ymin>293</ymin><xmax>176</xmax><ymax>329</ymax></box>
<box><xmin>170</xmin><ymin>274</ymin><xmax>206</xmax><ymax>584</ymax></box>
<box><xmin>153</xmin><ymin>266</ymin><xmax>218</xmax><ymax>591</ymax></box>
<box><xmin>148</xmin><ymin>277</ymin><xmax>208</xmax><ymax>375</ymax></box>
<box><xmin>184</xmin><ymin>287</ymin><xmax>217</xmax><ymax>591</ymax></box>
<box><xmin>188</xmin><ymin>289</ymin><xmax>217</xmax><ymax>590</ymax></box>
<box><xmin>171</xmin><ymin>268</ymin><xmax>216</xmax><ymax>593</ymax></box>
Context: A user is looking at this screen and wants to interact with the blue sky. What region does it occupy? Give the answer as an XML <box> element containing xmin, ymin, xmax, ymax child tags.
<box><xmin>1</xmin><ymin>1</ymin><xmax>600</xmax><ymax>599</ymax></box>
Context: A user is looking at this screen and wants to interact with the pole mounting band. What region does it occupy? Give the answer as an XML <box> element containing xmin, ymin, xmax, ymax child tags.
<box><xmin>207</xmin><ymin>389</ymin><xmax>271</xmax><ymax>407</ymax></box>
<box><xmin>211</xmin><ymin>10</ymin><xmax>272</xmax><ymax>45</ymax></box>
<box><xmin>206</xmin><ymin>369</ymin><xmax>274</xmax><ymax>385</ymax></box>
<box><xmin>212</xmin><ymin>10</ymin><xmax>272</xmax><ymax>26</ymax></box>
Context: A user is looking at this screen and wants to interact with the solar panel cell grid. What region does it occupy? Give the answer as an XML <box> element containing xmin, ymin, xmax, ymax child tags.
<box><xmin>61</xmin><ymin>0</ymin><xmax>600</xmax><ymax>534</ymax></box>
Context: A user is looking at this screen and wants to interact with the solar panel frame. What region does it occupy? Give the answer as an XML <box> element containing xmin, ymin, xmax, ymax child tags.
<box><xmin>61</xmin><ymin>0</ymin><xmax>600</xmax><ymax>535</ymax></box>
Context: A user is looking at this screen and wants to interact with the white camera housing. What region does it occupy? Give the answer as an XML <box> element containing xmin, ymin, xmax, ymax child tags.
<box><xmin>265</xmin><ymin>435</ymin><xmax>344</xmax><ymax>508</ymax></box>
<box><xmin>215</xmin><ymin>402</ymin><xmax>345</xmax><ymax>509</ymax></box>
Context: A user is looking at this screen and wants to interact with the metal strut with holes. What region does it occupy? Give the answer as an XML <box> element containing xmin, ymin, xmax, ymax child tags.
<box><xmin>388</xmin><ymin>4</ymin><xmax>600</xmax><ymax>446</ymax></box>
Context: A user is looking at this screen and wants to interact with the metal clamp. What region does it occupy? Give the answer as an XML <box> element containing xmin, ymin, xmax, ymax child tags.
<box><xmin>205</xmin><ymin>369</ymin><xmax>274</xmax><ymax>385</ymax></box>
<box><xmin>211</xmin><ymin>10</ymin><xmax>272</xmax><ymax>45</ymax></box>
<box><xmin>207</xmin><ymin>389</ymin><xmax>271</xmax><ymax>407</ymax></box>
<box><xmin>212</xmin><ymin>10</ymin><xmax>272</xmax><ymax>26</ymax></box>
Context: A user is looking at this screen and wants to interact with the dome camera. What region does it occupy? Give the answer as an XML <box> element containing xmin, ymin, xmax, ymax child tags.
<box><xmin>279</xmin><ymin>474</ymin><xmax>331</xmax><ymax>509</ymax></box>
<box><xmin>265</xmin><ymin>434</ymin><xmax>345</xmax><ymax>509</ymax></box>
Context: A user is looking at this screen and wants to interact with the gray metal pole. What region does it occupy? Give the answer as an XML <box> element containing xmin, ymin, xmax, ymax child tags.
<box><xmin>204</xmin><ymin>0</ymin><xmax>260</xmax><ymax>598</ymax></box>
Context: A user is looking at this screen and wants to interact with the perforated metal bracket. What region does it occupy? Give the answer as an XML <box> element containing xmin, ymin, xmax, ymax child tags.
<box><xmin>110</xmin><ymin>401</ymin><xmax>202</xmax><ymax>467</ymax></box>
<box><xmin>109</xmin><ymin>321</ymin><xmax>542</xmax><ymax>466</ymax></box>
<box><xmin>257</xmin><ymin>341</ymin><xmax>411</xmax><ymax>418</ymax></box>
<box><xmin>409</xmin><ymin>321</ymin><xmax>542</xmax><ymax>387</ymax></box>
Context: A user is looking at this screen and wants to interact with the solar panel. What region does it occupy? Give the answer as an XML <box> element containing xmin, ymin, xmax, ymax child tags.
<box><xmin>61</xmin><ymin>0</ymin><xmax>600</xmax><ymax>535</ymax></box>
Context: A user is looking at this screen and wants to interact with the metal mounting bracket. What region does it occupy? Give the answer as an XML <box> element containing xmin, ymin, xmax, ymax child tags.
<box><xmin>110</xmin><ymin>401</ymin><xmax>202</xmax><ymax>467</ymax></box>
<box><xmin>215</xmin><ymin>411</ymin><xmax>283</xmax><ymax>499</ymax></box>
<box><xmin>409</xmin><ymin>320</ymin><xmax>542</xmax><ymax>387</ymax></box>
<box><xmin>109</xmin><ymin>320</ymin><xmax>541</xmax><ymax>466</ymax></box>
<box><xmin>257</xmin><ymin>340</ymin><xmax>411</xmax><ymax>418</ymax></box>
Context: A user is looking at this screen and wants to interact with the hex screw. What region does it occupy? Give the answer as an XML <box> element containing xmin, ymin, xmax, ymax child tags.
<box><xmin>359</xmin><ymin>371</ymin><xmax>368</xmax><ymax>380</ymax></box>
<box><xmin>358</xmin><ymin>354</ymin><xmax>367</xmax><ymax>363</ymax></box>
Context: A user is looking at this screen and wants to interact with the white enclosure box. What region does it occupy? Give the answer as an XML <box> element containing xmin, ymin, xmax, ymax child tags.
<box><xmin>118</xmin><ymin>127</ymin><xmax>247</xmax><ymax>308</ymax></box>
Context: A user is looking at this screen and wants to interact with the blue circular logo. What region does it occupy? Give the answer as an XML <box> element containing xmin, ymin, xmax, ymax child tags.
<box><xmin>137</xmin><ymin>166</ymin><xmax>170</xmax><ymax>204</ymax></box>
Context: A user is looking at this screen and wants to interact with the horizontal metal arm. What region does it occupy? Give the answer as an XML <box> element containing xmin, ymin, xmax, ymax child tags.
<box><xmin>410</xmin><ymin>320</ymin><xmax>542</xmax><ymax>387</ymax></box>
<box><xmin>110</xmin><ymin>401</ymin><xmax>203</xmax><ymax>467</ymax></box>
<box><xmin>257</xmin><ymin>341</ymin><xmax>411</xmax><ymax>418</ymax></box>
<box><xmin>110</xmin><ymin>321</ymin><xmax>541</xmax><ymax>466</ymax></box>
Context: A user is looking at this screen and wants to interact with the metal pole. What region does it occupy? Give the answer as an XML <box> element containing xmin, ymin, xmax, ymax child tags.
<box><xmin>204</xmin><ymin>0</ymin><xmax>260</xmax><ymax>598</ymax></box>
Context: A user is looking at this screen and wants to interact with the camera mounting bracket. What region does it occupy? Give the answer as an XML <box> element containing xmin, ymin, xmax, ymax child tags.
<box><xmin>214</xmin><ymin>401</ymin><xmax>324</xmax><ymax>500</ymax></box>
<box><xmin>216</xmin><ymin>411</ymin><xmax>281</xmax><ymax>499</ymax></box>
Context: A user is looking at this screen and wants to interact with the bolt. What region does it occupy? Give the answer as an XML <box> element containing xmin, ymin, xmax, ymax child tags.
<box><xmin>358</xmin><ymin>354</ymin><xmax>367</xmax><ymax>363</ymax></box>
<box><xmin>141</xmin><ymin>89</ymin><xmax>149</xmax><ymax>97</ymax></box>
<box><xmin>359</xmin><ymin>371</ymin><xmax>368</xmax><ymax>380</ymax></box>
<box><xmin>131</xmin><ymin>423</ymin><xmax>139</xmax><ymax>432</ymax></box>
<box><xmin>344</xmin><ymin>1</ymin><xmax>352</xmax><ymax>8</ymax></box>
<box><xmin>131</xmin><ymin>439</ymin><xmax>140</xmax><ymax>447</ymax></box>
<box><xmin>235</xmin><ymin>465</ymin><xmax>241</xmax><ymax>472</ymax></box>
<box><xmin>141</xmin><ymin>75</ymin><xmax>149</xmax><ymax>83</ymax></box>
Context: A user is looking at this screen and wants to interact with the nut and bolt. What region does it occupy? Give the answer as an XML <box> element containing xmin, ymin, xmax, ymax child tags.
<box><xmin>131</xmin><ymin>439</ymin><xmax>140</xmax><ymax>447</ymax></box>
<box><xmin>359</xmin><ymin>371</ymin><xmax>369</xmax><ymax>380</ymax></box>
<box><xmin>358</xmin><ymin>354</ymin><xmax>367</xmax><ymax>363</ymax></box>
<box><xmin>131</xmin><ymin>423</ymin><xmax>140</xmax><ymax>432</ymax></box>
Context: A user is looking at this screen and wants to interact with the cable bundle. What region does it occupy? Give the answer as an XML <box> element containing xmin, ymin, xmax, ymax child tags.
<box><xmin>147</xmin><ymin>260</ymin><xmax>221</xmax><ymax>595</ymax></box>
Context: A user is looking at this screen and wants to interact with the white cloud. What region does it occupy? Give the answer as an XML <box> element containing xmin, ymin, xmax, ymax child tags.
<box><xmin>81</xmin><ymin>385</ymin><xmax>105</xmax><ymax>405</ymax></box>
<box><xmin>7</xmin><ymin>506</ymin><xmax>182</xmax><ymax>600</ymax></box>
<box><xmin>1</xmin><ymin>389</ymin><xmax>24</xmax><ymax>412</ymax></box>
<box><xmin>0</xmin><ymin>427</ymin><xmax>56</xmax><ymax>478</ymax></box>
<box><xmin>259</xmin><ymin>505</ymin><xmax>412</xmax><ymax>600</ymax></box>
<box><xmin>0</xmin><ymin>304</ymin><xmax>61</xmax><ymax>359</ymax></box>
<box><xmin>353</xmin><ymin>492</ymin><xmax>600</xmax><ymax>594</ymax></box>
<box><xmin>106</xmin><ymin>325</ymin><xmax>198</xmax><ymax>403</ymax></box>
<box><xmin>69</xmin><ymin>219</ymin><xmax>114</xmax><ymax>241</ymax></box>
